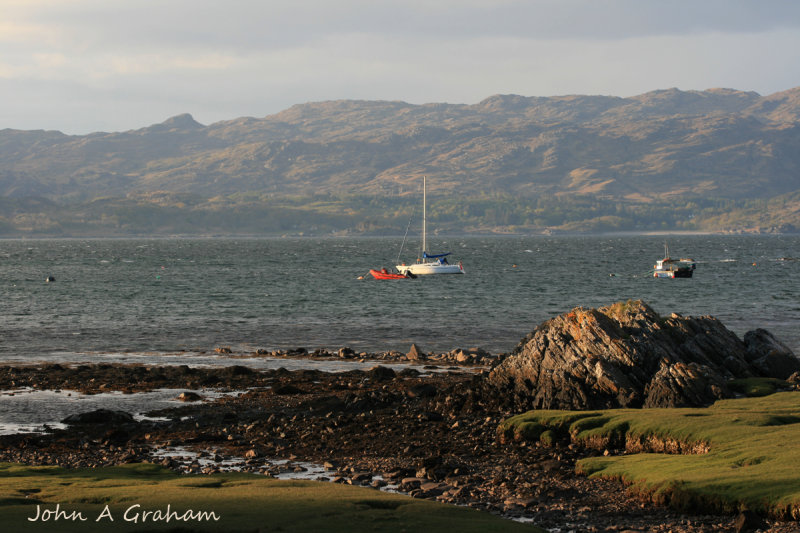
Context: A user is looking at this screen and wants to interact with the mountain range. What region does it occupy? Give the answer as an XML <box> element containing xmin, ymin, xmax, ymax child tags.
<box><xmin>2</xmin><ymin>87</ymin><xmax>800</xmax><ymax>236</ymax></box>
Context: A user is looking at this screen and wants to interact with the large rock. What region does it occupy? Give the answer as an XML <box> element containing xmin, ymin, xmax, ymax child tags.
<box><xmin>744</xmin><ymin>328</ymin><xmax>800</xmax><ymax>379</ymax></box>
<box><xmin>62</xmin><ymin>409</ymin><xmax>134</xmax><ymax>425</ymax></box>
<box><xmin>480</xmin><ymin>300</ymin><xmax>799</xmax><ymax>410</ymax></box>
<box><xmin>643</xmin><ymin>362</ymin><xmax>729</xmax><ymax>408</ymax></box>
<box><xmin>407</xmin><ymin>343</ymin><xmax>426</xmax><ymax>361</ymax></box>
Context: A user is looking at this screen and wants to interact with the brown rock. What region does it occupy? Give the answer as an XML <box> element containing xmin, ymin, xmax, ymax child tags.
<box><xmin>407</xmin><ymin>343</ymin><xmax>426</xmax><ymax>361</ymax></box>
<box><xmin>745</xmin><ymin>329</ymin><xmax>800</xmax><ymax>379</ymax></box>
<box><xmin>644</xmin><ymin>362</ymin><xmax>730</xmax><ymax>408</ymax></box>
<box><xmin>62</xmin><ymin>409</ymin><xmax>134</xmax><ymax>425</ymax></box>
<box><xmin>367</xmin><ymin>365</ymin><xmax>396</xmax><ymax>381</ymax></box>
<box><xmin>732</xmin><ymin>510</ymin><xmax>767</xmax><ymax>533</ymax></box>
<box><xmin>455</xmin><ymin>351</ymin><xmax>474</xmax><ymax>364</ymax></box>
<box><xmin>176</xmin><ymin>391</ymin><xmax>203</xmax><ymax>402</ymax></box>
<box><xmin>480</xmin><ymin>300</ymin><xmax>791</xmax><ymax>410</ymax></box>
<box><xmin>338</xmin><ymin>347</ymin><xmax>355</xmax><ymax>358</ymax></box>
<box><xmin>400</xmin><ymin>477</ymin><xmax>424</xmax><ymax>490</ymax></box>
<box><xmin>244</xmin><ymin>448</ymin><xmax>260</xmax><ymax>459</ymax></box>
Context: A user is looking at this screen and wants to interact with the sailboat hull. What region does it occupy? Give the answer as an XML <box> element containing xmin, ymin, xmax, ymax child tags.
<box><xmin>395</xmin><ymin>176</ymin><xmax>466</xmax><ymax>276</ymax></box>
<box><xmin>396</xmin><ymin>262</ymin><xmax>464</xmax><ymax>275</ymax></box>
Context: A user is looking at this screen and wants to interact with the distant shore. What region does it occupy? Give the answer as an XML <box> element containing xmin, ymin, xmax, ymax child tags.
<box><xmin>3</xmin><ymin>228</ymin><xmax>799</xmax><ymax>240</ymax></box>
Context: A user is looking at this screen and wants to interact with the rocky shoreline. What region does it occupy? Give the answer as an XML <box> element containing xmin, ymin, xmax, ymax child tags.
<box><xmin>3</xmin><ymin>300</ymin><xmax>800</xmax><ymax>532</ymax></box>
<box><xmin>0</xmin><ymin>359</ymin><xmax>796</xmax><ymax>533</ymax></box>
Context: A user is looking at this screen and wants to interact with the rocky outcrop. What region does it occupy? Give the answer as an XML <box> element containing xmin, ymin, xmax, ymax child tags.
<box><xmin>743</xmin><ymin>328</ymin><xmax>800</xmax><ymax>379</ymax></box>
<box><xmin>481</xmin><ymin>300</ymin><xmax>799</xmax><ymax>410</ymax></box>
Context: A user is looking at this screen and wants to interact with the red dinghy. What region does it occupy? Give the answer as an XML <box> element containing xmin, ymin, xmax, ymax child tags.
<box><xmin>369</xmin><ymin>268</ymin><xmax>411</xmax><ymax>280</ymax></box>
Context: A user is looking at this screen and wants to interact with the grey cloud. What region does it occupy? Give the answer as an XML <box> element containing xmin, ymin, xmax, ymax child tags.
<box><xmin>4</xmin><ymin>0</ymin><xmax>800</xmax><ymax>133</ymax></box>
<box><xmin>33</xmin><ymin>0</ymin><xmax>800</xmax><ymax>53</ymax></box>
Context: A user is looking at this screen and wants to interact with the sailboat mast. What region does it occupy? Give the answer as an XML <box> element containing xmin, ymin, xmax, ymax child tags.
<box><xmin>422</xmin><ymin>176</ymin><xmax>427</xmax><ymax>259</ymax></box>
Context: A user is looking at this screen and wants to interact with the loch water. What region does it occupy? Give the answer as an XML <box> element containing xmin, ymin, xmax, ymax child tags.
<box><xmin>1</xmin><ymin>235</ymin><xmax>799</xmax><ymax>362</ymax></box>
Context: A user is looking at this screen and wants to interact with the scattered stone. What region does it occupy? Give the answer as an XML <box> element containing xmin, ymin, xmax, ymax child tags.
<box><xmin>176</xmin><ymin>391</ymin><xmax>203</xmax><ymax>402</ymax></box>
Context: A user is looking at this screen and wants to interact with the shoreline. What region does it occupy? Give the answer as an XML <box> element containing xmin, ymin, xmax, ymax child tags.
<box><xmin>2</xmin><ymin>229</ymin><xmax>796</xmax><ymax>240</ymax></box>
<box><xmin>1</xmin><ymin>360</ymin><xmax>797</xmax><ymax>532</ymax></box>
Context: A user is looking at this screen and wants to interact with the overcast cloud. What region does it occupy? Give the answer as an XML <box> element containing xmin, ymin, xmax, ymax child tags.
<box><xmin>1</xmin><ymin>0</ymin><xmax>799</xmax><ymax>134</ymax></box>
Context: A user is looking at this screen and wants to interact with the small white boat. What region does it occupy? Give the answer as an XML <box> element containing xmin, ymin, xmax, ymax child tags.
<box><xmin>654</xmin><ymin>243</ymin><xmax>696</xmax><ymax>278</ymax></box>
<box><xmin>395</xmin><ymin>176</ymin><xmax>465</xmax><ymax>276</ymax></box>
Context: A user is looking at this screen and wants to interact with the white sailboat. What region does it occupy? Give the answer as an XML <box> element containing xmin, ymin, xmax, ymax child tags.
<box><xmin>395</xmin><ymin>176</ymin><xmax>465</xmax><ymax>276</ymax></box>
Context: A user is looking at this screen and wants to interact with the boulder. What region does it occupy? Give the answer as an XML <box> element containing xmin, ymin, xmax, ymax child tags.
<box><xmin>62</xmin><ymin>409</ymin><xmax>134</xmax><ymax>425</ymax></box>
<box><xmin>407</xmin><ymin>383</ymin><xmax>437</xmax><ymax>399</ymax></box>
<box><xmin>400</xmin><ymin>477</ymin><xmax>424</xmax><ymax>490</ymax></box>
<box><xmin>643</xmin><ymin>362</ymin><xmax>729</xmax><ymax>408</ymax></box>
<box><xmin>176</xmin><ymin>391</ymin><xmax>203</xmax><ymax>402</ymax></box>
<box><xmin>300</xmin><ymin>394</ymin><xmax>347</xmax><ymax>413</ymax></box>
<box><xmin>744</xmin><ymin>328</ymin><xmax>800</xmax><ymax>379</ymax></box>
<box><xmin>274</xmin><ymin>384</ymin><xmax>306</xmax><ymax>395</ymax></box>
<box><xmin>733</xmin><ymin>510</ymin><xmax>768</xmax><ymax>533</ymax></box>
<box><xmin>367</xmin><ymin>365</ymin><xmax>396</xmax><ymax>381</ymax></box>
<box><xmin>337</xmin><ymin>347</ymin><xmax>355</xmax><ymax>359</ymax></box>
<box><xmin>223</xmin><ymin>365</ymin><xmax>253</xmax><ymax>376</ymax></box>
<box><xmin>102</xmin><ymin>428</ymin><xmax>131</xmax><ymax>444</ymax></box>
<box><xmin>751</xmin><ymin>352</ymin><xmax>800</xmax><ymax>380</ymax></box>
<box><xmin>407</xmin><ymin>344</ymin><xmax>426</xmax><ymax>361</ymax></box>
<box><xmin>455</xmin><ymin>351</ymin><xmax>474</xmax><ymax>364</ymax></box>
<box><xmin>480</xmin><ymin>300</ymin><xmax>796</xmax><ymax>410</ymax></box>
<box><xmin>244</xmin><ymin>448</ymin><xmax>260</xmax><ymax>459</ymax></box>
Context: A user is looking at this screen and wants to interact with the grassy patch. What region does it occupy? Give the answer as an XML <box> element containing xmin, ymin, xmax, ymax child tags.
<box><xmin>729</xmin><ymin>377</ymin><xmax>790</xmax><ymax>397</ymax></box>
<box><xmin>0</xmin><ymin>463</ymin><xmax>539</xmax><ymax>532</ymax></box>
<box><xmin>603</xmin><ymin>299</ymin><xmax>653</xmax><ymax>321</ymax></box>
<box><xmin>500</xmin><ymin>392</ymin><xmax>800</xmax><ymax>518</ymax></box>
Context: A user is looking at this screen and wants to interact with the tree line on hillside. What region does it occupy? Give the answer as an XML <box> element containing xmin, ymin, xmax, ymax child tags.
<box><xmin>0</xmin><ymin>193</ymin><xmax>797</xmax><ymax>237</ymax></box>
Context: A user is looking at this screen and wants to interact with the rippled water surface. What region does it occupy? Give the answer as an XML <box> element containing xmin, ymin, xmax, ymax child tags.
<box><xmin>1</xmin><ymin>235</ymin><xmax>799</xmax><ymax>359</ymax></box>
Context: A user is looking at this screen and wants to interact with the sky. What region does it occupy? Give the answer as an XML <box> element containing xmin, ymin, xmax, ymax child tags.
<box><xmin>1</xmin><ymin>0</ymin><xmax>800</xmax><ymax>134</ymax></box>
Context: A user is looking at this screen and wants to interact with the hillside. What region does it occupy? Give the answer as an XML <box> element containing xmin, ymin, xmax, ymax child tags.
<box><xmin>1</xmin><ymin>87</ymin><xmax>800</xmax><ymax>236</ymax></box>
